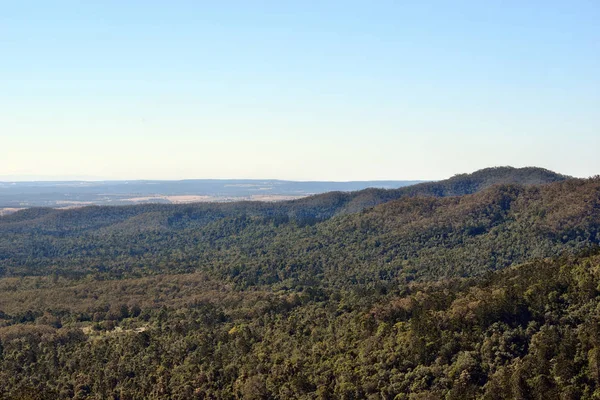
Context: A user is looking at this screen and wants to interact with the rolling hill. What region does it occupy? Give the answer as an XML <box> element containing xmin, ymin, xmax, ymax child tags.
<box><xmin>0</xmin><ymin>167</ymin><xmax>591</xmax><ymax>286</ymax></box>
<box><xmin>2</xmin><ymin>166</ymin><xmax>600</xmax><ymax>399</ymax></box>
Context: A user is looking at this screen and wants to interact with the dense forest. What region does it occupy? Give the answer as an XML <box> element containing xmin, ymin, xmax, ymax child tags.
<box><xmin>2</xmin><ymin>249</ymin><xmax>600</xmax><ymax>399</ymax></box>
<box><xmin>0</xmin><ymin>167</ymin><xmax>599</xmax><ymax>399</ymax></box>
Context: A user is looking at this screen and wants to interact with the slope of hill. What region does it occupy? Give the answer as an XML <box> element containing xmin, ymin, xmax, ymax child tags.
<box><xmin>0</xmin><ymin>166</ymin><xmax>568</xmax><ymax>234</ymax></box>
<box><xmin>336</xmin><ymin>166</ymin><xmax>570</xmax><ymax>214</ymax></box>
<box><xmin>0</xmin><ymin>166</ymin><xmax>598</xmax><ymax>399</ymax></box>
<box><xmin>0</xmin><ymin>170</ymin><xmax>595</xmax><ymax>288</ymax></box>
<box><xmin>171</xmin><ymin>177</ymin><xmax>599</xmax><ymax>287</ymax></box>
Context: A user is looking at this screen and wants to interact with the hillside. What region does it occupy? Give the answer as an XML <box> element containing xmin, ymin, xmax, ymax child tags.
<box><xmin>335</xmin><ymin>165</ymin><xmax>569</xmax><ymax>215</ymax></box>
<box><xmin>0</xmin><ymin>170</ymin><xmax>594</xmax><ymax>287</ymax></box>
<box><xmin>0</xmin><ymin>166</ymin><xmax>598</xmax><ymax>399</ymax></box>
<box><xmin>0</xmin><ymin>166</ymin><xmax>568</xmax><ymax>234</ymax></box>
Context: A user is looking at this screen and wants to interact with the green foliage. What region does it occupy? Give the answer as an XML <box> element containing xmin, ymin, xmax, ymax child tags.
<box><xmin>0</xmin><ymin>251</ymin><xmax>599</xmax><ymax>398</ymax></box>
<box><xmin>1</xmin><ymin>177</ymin><xmax>597</xmax><ymax>289</ymax></box>
<box><xmin>0</xmin><ymin>168</ymin><xmax>597</xmax><ymax>399</ymax></box>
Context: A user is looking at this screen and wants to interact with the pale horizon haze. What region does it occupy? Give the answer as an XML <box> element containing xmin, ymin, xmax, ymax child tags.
<box><xmin>2</xmin><ymin>1</ymin><xmax>599</xmax><ymax>181</ymax></box>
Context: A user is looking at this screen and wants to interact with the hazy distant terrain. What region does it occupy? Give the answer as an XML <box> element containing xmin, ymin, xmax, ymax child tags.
<box><xmin>0</xmin><ymin>179</ymin><xmax>423</xmax><ymax>210</ymax></box>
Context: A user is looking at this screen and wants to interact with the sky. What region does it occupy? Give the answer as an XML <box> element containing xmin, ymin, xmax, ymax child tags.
<box><xmin>1</xmin><ymin>1</ymin><xmax>599</xmax><ymax>181</ymax></box>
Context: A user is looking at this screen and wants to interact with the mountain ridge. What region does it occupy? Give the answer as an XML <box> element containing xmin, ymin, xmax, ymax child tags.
<box><xmin>0</xmin><ymin>166</ymin><xmax>569</xmax><ymax>228</ymax></box>
<box><xmin>0</xmin><ymin>168</ymin><xmax>595</xmax><ymax>287</ymax></box>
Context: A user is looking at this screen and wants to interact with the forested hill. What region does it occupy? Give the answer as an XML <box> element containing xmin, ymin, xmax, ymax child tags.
<box><xmin>0</xmin><ymin>173</ymin><xmax>596</xmax><ymax>288</ymax></box>
<box><xmin>2</xmin><ymin>167</ymin><xmax>600</xmax><ymax>400</ymax></box>
<box><xmin>326</xmin><ymin>165</ymin><xmax>569</xmax><ymax>215</ymax></box>
<box><xmin>0</xmin><ymin>166</ymin><xmax>568</xmax><ymax>232</ymax></box>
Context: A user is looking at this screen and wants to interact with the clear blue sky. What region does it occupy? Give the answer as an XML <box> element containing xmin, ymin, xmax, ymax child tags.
<box><xmin>1</xmin><ymin>1</ymin><xmax>598</xmax><ymax>180</ymax></box>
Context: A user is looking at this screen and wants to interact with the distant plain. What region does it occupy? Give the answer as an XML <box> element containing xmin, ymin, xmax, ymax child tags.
<box><xmin>0</xmin><ymin>179</ymin><xmax>423</xmax><ymax>213</ymax></box>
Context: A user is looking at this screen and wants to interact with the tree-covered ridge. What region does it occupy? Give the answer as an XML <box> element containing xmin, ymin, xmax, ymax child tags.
<box><xmin>0</xmin><ymin>176</ymin><xmax>597</xmax><ymax>288</ymax></box>
<box><xmin>0</xmin><ymin>166</ymin><xmax>568</xmax><ymax>234</ymax></box>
